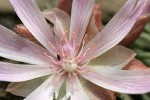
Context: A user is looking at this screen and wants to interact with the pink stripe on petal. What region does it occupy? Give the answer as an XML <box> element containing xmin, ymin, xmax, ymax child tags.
<box><xmin>0</xmin><ymin>25</ymin><xmax>52</xmax><ymax>64</ymax></box>
<box><xmin>0</xmin><ymin>62</ymin><xmax>55</xmax><ymax>82</ymax></box>
<box><xmin>69</xmin><ymin>0</ymin><xmax>95</xmax><ymax>46</ymax></box>
<box><xmin>10</xmin><ymin>0</ymin><xmax>57</xmax><ymax>56</ymax></box>
<box><xmin>66</xmin><ymin>75</ymin><xmax>88</xmax><ymax>100</ymax></box>
<box><xmin>82</xmin><ymin>0</ymin><xmax>147</xmax><ymax>62</ymax></box>
<box><xmin>81</xmin><ymin>67</ymin><xmax>150</xmax><ymax>94</ymax></box>
<box><xmin>24</xmin><ymin>74</ymin><xmax>66</xmax><ymax>100</ymax></box>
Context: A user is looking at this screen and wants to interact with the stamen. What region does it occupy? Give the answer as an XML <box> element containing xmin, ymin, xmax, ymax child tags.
<box><xmin>56</xmin><ymin>68</ymin><xmax>63</xmax><ymax>73</ymax></box>
<box><xmin>69</xmin><ymin>32</ymin><xmax>77</xmax><ymax>57</ymax></box>
<box><xmin>59</xmin><ymin>31</ymin><xmax>69</xmax><ymax>46</ymax></box>
<box><xmin>75</xmin><ymin>34</ymin><xmax>88</xmax><ymax>58</ymax></box>
<box><xmin>76</xmin><ymin>34</ymin><xmax>88</xmax><ymax>59</ymax></box>
<box><xmin>59</xmin><ymin>71</ymin><xmax>66</xmax><ymax>75</ymax></box>
<box><xmin>70</xmin><ymin>32</ymin><xmax>77</xmax><ymax>46</ymax></box>
<box><xmin>78</xmin><ymin>61</ymin><xmax>90</xmax><ymax>69</ymax></box>
<box><xmin>72</xmin><ymin>72</ymin><xmax>78</xmax><ymax>76</ymax></box>
<box><xmin>81</xmin><ymin>43</ymin><xmax>95</xmax><ymax>58</ymax></box>
<box><xmin>44</xmin><ymin>52</ymin><xmax>62</xmax><ymax>65</ymax></box>
<box><xmin>75</xmin><ymin>69</ymin><xmax>90</xmax><ymax>74</ymax></box>
<box><xmin>58</xmin><ymin>45</ymin><xmax>65</xmax><ymax>58</ymax></box>
<box><xmin>75</xmin><ymin>43</ymin><xmax>95</xmax><ymax>63</ymax></box>
<box><xmin>48</xmin><ymin>41</ymin><xmax>57</xmax><ymax>54</ymax></box>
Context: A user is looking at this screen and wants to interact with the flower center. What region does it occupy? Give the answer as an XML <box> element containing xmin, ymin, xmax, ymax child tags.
<box><xmin>62</xmin><ymin>59</ymin><xmax>78</xmax><ymax>72</ymax></box>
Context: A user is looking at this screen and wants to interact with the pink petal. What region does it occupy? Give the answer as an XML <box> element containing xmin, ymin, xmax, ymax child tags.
<box><xmin>24</xmin><ymin>74</ymin><xmax>66</xmax><ymax>100</ymax></box>
<box><xmin>89</xmin><ymin>45</ymin><xmax>136</xmax><ymax>70</ymax></box>
<box><xmin>69</xmin><ymin>0</ymin><xmax>94</xmax><ymax>46</ymax></box>
<box><xmin>0</xmin><ymin>25</ymin><xmax>52</xmax><ymax>64</ymax></box>
<box><xmin>43</xmin><ymin>8</ymin><xmax>70</xmax><ymax>40</ymax></box>
<box><xmin>0</xmin><ymin>62</ymin><xmax>55</xmax><ymax>82</ymax></box>
<box><xmin>80</xmin><ymin>67</ymin><xmax>150</xmax><ymax>94</ymax></box>
<box><xmin>10</xmin><ymin>0</ymin><xmax>57</xmax><ymax>55</ymax></box>
<box><xmin>82</xmin><ymin>0</ymin><xmax>147</xmax><ymax>62</ymax></box>
<box><xmin>66</xmin><ymin>75</ymin><xmax>88</xmax><ymax>100</ymax></box>
<box><xmin>7</xmin><ymin>76</ymin><xmax>48</xmax><ymax>97</ymax></box>
<box><xmin>142</xmin><ymin>0</ymin><xmax>150</xmax><ymax>14</ymax></box>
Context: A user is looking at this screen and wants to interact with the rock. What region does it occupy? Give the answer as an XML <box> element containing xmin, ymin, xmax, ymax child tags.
<box><xmin>0</xmin><ymin>0</ymin><xmax>57</xmax><ymax>14</ymax></box>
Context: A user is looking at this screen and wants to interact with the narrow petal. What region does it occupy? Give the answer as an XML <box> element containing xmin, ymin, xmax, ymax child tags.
<box><xmin>82</xmin><ymin>0</ymin><xmax>146</xmax><ymax>62</ymax></box>
<box><xmin>7</xmin><ymin>76</ymin><xmax>49</xmax><ymax>97</ymax></box>
<box><xmin>24</xmin><ymin>74</ymin><xmax>65</xmax><ymax>100</ymax></box>
<box><xmin>0</xmin><ymin>25</ymin><xmax>51</xmax><ymax>64</ymax></box>
<box><xmin>0</xmin><ymin>62</ymin><xmax>55</xmax><ymax>82</ymax></box>
<box><xmin>80</xmin><ymin>67</ymin><xmax>150</xmax><ymax>94</ymax></box>
<box><xmin>69</xmin><ymin>0</ymin><xmax>95</xmax><ymax>46</ymax></box>
<box><xmin>66</xmin><ymin>75</ymin><xmax>88</xmax><ymax>100</ymax></box>
<box><xmin>10</xmin><ymin>0</ymin><xmax>57</xmax><ymax>55</ymax></box>
<box><xmin>88</xmin><ymin>45</ymin><xmax>136</xmax><ymax>70</ymax></box>
<box><xmin>43</xmin><ymin>8</ymin><xmax>70</xmax><ymax>39</ymax></box>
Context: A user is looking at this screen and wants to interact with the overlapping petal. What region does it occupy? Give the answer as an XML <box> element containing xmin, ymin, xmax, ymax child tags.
<box><xmin>66</xmin><ymin>75</ymin><xmax>88</xmax><ymax>100</ymax></box>
<box><xmin>69</xmin><ymin>0</ymin><xmax>95</xmax><ymax>46</ymax></box>
<box><xmin>0</xmin><ymin>62</ymin><xmax>55</xmax><ymax>82</ymax></box>
<box><xmin>43</xmin><ymin>8</ymin><xmax>70</xmax><ymax>40</ymax></box>
<box><xmin>89</xmin><ymin>45</ymin><xmax>136</xmax><ymax>70</ymax></box>
<box><xmin>82</xmin><ymin>0</ymin><xmax>147</xmax><ymax>63</ymax></box>
<box><xmin>81</xmin><ymin>67</ymin><xmax>150</xmax><ymax>94</ymax></box>
<box><xmin>0</xmin><ymin>25</ymin><xmax>51</xmax><ymax>64</ymax></box>
<box><xmin>6</xmin><ymin>76</ymin><xmax>49</xmax><ymax>97</ymax></box>
<box><xmin>10</xmin><ymin>0</ymin><xmax>57</xmax><ymax>56</ymax></box>
<box><xmin>24</xmin><ymin>74</ymin><xmax>65</xmax><ymax>100</ymax></box>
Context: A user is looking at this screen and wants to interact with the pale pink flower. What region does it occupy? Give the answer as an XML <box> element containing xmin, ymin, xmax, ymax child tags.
<box><xmin>0</xmin><ymin>0</ymin><xmax>150</xmax><ymax>100</ymax></box>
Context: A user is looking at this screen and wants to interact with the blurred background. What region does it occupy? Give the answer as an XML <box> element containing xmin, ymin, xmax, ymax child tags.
<box><xmin>0</xmin><ymin>0</ymin><xmax>150</xmax><ymax>100</ymax></box>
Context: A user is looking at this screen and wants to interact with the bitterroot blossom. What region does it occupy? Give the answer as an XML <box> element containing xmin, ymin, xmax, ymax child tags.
<box><xmin>0</xmin><ymin>0</ymin><xmax>150</xmax><ymax>100</ymax></box>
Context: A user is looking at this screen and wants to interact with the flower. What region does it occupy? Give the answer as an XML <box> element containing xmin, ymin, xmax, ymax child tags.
<box><xmin>0</xmin><ymin>0</ymin><xmax>150</xmax><ymax>100</ymax></box>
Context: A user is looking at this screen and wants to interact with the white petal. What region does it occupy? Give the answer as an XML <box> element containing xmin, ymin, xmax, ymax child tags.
<box><xmin>82</xmin><ymin>0</ymin><xmax>146</xmax><ymax>62</ymax></box>
<box><xmin>10</xmin><ymin>0</ymin><xmax>57</xmax><ymax>55</ymax></box>
<box><xmin>0</xmin><ymin>25</ymin><xmax>52</xmax><ymax>64</ymax></box>
<box><xmin>7</xmin><ymin>76</ymin><xmax>49</xmax><ymax>97</ymax></box>
<box><xmin>69</xmin><ymin>0</ymin><xmax>95</xmax><ymax>46</ymax></box>
<box><xmin>89</xmin><ymin>45</ymin><xmax>136</xmax><ymax>70</ymax></box>
<box><xmin>0</xmin><ymin>62</ymin><xmax>55</xmax><ymax>82</ymax></box>
<box><xmin>43</xmin><ymin>8</ymin><xmax>70</xmax><ymax>39</ymax></box>
<box><xmin>80</xmin><ymin>67</ymin><xmax>150</xmax><ymax>94</ymax></box>
<box><xmin>24</xmin><ymin>74</ymin><xmax>65</xmax><ymax>100</ymax></box>
<box><xmin>66</xmin><ymin>75</ymin><xmax>89</xmax><ymax>100</ymax></box>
